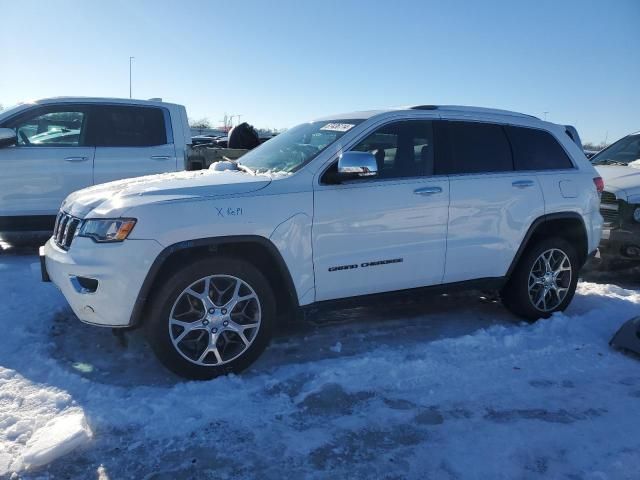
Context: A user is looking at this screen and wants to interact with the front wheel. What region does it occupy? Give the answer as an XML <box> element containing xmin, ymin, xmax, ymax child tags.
<box><xmin>501</xmin><ymin>237</ymin><xmax>579</xmax><ymax>321</ymax></box>
<box><xmin>145</xmin><ymin>257</ymin><xmax>275</xmax><ymax>380</ymax></box>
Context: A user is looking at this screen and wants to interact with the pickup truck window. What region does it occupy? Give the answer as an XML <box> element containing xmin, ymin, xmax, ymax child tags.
<box><xmin>11</xmin><ymin>109</ymin><xmax>86</xmax><ymax>147</ymax></box>
<box><xmin>238</xmin><ymin>119</ymin><xmax>363</xmax><ymax>174</ymax></box>
<box><xmin>89</xmin><ymin>106</ymin><xmax>167</xmax><ymax>147</ymax></box>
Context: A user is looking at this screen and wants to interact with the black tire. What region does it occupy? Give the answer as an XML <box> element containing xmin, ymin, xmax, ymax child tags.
<box><xmin>228</xmin><ymin>122</ymin><xmax>260</xmax><ymax>150</ymax></box>
<box><xmin>144</xmin><ymin>256</ymin><xmax>275</xmax><ymax>380</ymax></box>
<box><xmin>501</xmin><ymin>237</ymin><xmax>579</xmax><ymax>322</ymax></box>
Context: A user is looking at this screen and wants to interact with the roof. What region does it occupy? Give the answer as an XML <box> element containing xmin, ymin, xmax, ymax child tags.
<box><xmin>314</xmin><ymin>104</ymin><xmax>539</xmax><ymax>122</ymax></box>
<box><xmin>32</xmin><ymin>96</ymin><xmax>181</xmax><ymax>108</ymax></box>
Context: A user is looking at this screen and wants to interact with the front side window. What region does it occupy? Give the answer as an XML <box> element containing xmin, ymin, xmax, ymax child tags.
<box><xmin>436</xmin><ymin>121</ymin><xmax>513</xmax><ymax>175</ymax></box>
<box><xmin>351</xmin><ymin>120</ymin><xmax>434</xmax><ymax>179</ymax></box>
<box><xmin>506</xmin><ymin>126</ymin><xmax>574</xmax><ymax>170</ymax></box>
<box><xmin>90</xmin><ymin>106</ymin><xmax>167</xmax><ymax>147</ymax></box>
<box><xmin>11</xmin><ymin>109</ymin><xmax>86</xmax><ymax>147</ymax></box>
<box><xmin>238</xmin><ymin>119</ymin><xmax>364</xmax><ymax>174</ymax></box>
<box><xmin>591</xmin><ymin>134</ymin><xmax>640</xmax><ymax>167</ymax></box>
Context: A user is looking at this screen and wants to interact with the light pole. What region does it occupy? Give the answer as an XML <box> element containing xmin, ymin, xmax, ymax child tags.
<box><xmin>129</xmin><ymin>56</ymin><xmax>135</xmax><ymax>99</ymax></box>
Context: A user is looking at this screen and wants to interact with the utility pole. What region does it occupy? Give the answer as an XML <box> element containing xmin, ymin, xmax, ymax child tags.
<box><xmin>129</xmin><ymin>56</ymin><xmax>135</xmax><ymax>99</ymax></box>
<box><xmin>543</xmin><ymin>111</ymin><xmax>549</xmax><ymax>121</ymax></box>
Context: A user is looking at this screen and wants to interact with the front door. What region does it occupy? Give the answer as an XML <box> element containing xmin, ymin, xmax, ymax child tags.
<box><xmin>0</xmin><ymin>105</ymin><xmax>94</xmax><ymax>231</ymax></box>
<box><xmin>312</xmin><ymin>120</ymin><xmax>450</xmax><ymax>301</ymax></box>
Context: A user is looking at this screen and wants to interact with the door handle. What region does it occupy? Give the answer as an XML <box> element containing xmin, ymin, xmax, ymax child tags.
<box><xmin>151</xmin><ymin>155</ymin><xmax>171</xmax><ymax>161</ymax></box>
<box><xmin>512</xmin><ymin>180</ymin><xmax>535</xmax><ymax>189</ymax></box>
<box><xmin>64</xmin><ymin>156</ymin><xmax>88</xmax><ymax>162</ymax></box>
<box><xmin>414</xmin><ymin>186</ymin><xmax>443</xmax><ymax>196</ymax></box>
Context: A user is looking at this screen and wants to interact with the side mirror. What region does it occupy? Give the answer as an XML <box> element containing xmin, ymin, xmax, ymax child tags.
<box><xmin>337</xmin><ymin>151</ymin><xmax>378</xmax><ymax>179</ymax></box>
<box><xmin>0</xmin><ymin>128</ymin><xmax>16</xmax><ymax>148</ymax></box>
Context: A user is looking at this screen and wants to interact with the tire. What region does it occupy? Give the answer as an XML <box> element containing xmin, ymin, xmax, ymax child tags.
<box><xmin>501</xmin><ymin>237</ymin><xmax>579</xmax><ymax>322</ymax></box>
<box><xmin>228</xmin><ymin>122</ymin><xmax>260</xmax><ymax>150</ymax></box>
<box><xmin>144</xmin><ymin>256</ymin><xmax>275</xmax><ymax>380</ymax></box>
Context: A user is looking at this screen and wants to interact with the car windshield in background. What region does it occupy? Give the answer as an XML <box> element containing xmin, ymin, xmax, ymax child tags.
<box><xmin>591</xmin><ymin>134</ymin><xmax>640</xmax><ymax>167</ymax></box>
<box><xmin>238</xmin><ymin>119</ymin><xmax>363</xmax><ymax>174</ymax></box>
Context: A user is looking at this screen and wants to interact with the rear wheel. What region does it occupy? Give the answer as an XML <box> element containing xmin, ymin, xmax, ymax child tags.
<box><xmin>145</xmin><ymin>257</ymin><xmax>275</xmax><ymax>380</ymax></box>
<box><xmin>501</xmin><ymin>237</ymin><xmax>579</xmax><ymax>321</ymax></box>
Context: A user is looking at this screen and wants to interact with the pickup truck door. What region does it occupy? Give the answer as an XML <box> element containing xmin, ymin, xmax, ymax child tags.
<box><xmin>0</xmin><ymin>105</ymin><xmax>94</xmax><ymax>229</ymax></box>
<box><xmin>312</xmin><ymin>119</ymin><xmax>449</xmax><ymax>301</ymax></box>
<box><xmin>90</xmin><ymin>105</ymin><xmax>178</xmax><ymax>185</ymax></box>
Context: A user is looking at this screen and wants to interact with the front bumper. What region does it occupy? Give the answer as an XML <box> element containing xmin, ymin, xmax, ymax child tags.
<box><xmin>43</xmin><ymin>237</ymin><xmax>164</xmax><ymax>327</ymax></box>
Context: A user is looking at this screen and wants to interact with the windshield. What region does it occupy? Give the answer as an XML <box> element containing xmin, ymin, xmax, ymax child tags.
<box><xmin>591</xmin><ymin>134</ymin><xmax>640</xmax><ymax>167</ymax></box>
<box><xmin>238</xmin><ymin>119</ymin><xmax>364</xmax><ymax>174</ymax></box>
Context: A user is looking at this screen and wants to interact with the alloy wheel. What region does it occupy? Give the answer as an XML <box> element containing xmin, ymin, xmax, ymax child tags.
<box><xmin>168</xmin><ymin>275</ymin><xmax>261</xmax><ymax>366</ymax></box>
<box><xmin>527</xmin><ymin>248</ymin><xmax>572</xmax><ymax>312</ymax></box>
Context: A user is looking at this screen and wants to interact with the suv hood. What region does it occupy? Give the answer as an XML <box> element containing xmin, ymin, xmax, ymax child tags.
<box><xmin>595</xmin><ymin>165</ymin><xmax>640</xmax><ymax>201</ymax></box>
<box><xmin>62</xmin><ymin>170</ymin><xmax>271</xmax><ymax>218</ymax></box>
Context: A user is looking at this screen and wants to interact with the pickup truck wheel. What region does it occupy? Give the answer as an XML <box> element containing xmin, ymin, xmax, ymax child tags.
<box><xmin>145</xmin><ymin>257</ymin><xmax>275</xmax><ymax>380</ymax></box>
<box><xmin>501</xmin><ymin>237</ymin><xmax>579</xmax><ymax>321</ymax></box>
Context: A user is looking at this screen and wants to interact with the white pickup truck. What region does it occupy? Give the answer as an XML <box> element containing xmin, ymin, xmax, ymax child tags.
<box><xmin>0</xmin><ymin>97</ymin><xmax>191</xmax><ymax>239</ymax></box>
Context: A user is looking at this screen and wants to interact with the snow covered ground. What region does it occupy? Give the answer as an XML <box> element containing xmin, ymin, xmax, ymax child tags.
<box><xmin>0</xmin><ymin>248</ymin><xmax>639</xmax><ymax>479</ymax></box>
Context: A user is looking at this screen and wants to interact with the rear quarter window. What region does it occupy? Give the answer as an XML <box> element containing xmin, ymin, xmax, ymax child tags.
<box><xmin>506</xmin><ymin>126</ymin><xmax>574</xmax><ymax>170</ymax></box>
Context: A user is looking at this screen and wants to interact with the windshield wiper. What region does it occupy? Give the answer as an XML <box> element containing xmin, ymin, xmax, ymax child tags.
<box><xmin>235</xmin><ymin>162</ymin><xmax>256</xmax><ymax>175</ymax></box>
<box><xmin>597</xmin><ymin>159</ymin><xmax>628</xmax><ymax>166</ymax></box>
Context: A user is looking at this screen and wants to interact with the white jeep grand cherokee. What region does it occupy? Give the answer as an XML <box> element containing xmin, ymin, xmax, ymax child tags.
<box><xmin>42</xmin><ymin>105</ymin><xmax>603</xmax><ymax>379</ymax></box>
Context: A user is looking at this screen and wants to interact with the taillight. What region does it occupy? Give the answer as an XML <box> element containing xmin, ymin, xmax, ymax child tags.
<box><xmin>593</xmin><ymin>177</ymin><xmax>604</xmax><ymax>194</ymax></box>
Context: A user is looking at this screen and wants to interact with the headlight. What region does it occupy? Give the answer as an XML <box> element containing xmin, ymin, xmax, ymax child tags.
<box><xmin>634</xmin><ymin>208</ymin><xmax>640</xmax><ymax>223</ymax></box>
<box><xmin>77</xmin><ymin>218</ymin><xmax>137</xmax><ymax>243</ymax></box>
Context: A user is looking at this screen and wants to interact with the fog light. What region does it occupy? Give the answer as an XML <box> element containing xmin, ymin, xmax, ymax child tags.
<box><xmin>633</xmin><ymin>207</ymin><xmax>640</xmax><ymax>223</ymax></box>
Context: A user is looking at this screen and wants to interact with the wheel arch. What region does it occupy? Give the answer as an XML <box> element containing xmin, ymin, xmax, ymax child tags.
<box><xmin>129</xmin><ymin>235</ymin><xmax>300</xmax><ymax>328</ymax></box>
<box><xmin>506</xmin><ymin>212</ymin><xmax>589</xmax><ymax>279</ymax></box>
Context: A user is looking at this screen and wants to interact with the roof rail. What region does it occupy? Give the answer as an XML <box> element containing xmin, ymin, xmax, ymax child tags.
<box><xmin>409</xmin><ymin>105</ymin><xmax>538</xmax><ymax>119</ymax></box>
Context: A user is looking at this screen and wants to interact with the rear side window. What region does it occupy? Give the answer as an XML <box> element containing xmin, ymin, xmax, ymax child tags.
<box><xmin>505</xmin><ymin>126</ymin><xmax>574</xmax><ymax>170</ymax></box>
<box><xmin>90</xmin><ymin>106</ymin><xmax>167</xmax><ymax>147</ymax></box>
<box><xmin>436</xmin><ymin>121</ymin><xmax>513</xmax><ymax>175</ymax></box>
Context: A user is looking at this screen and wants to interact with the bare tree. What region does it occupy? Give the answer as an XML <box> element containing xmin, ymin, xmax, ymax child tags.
<box><xmin>583</xmin><ymin>141</ymin><xmax>609</xmax><ymax>151</ymax></box>
<box><xmin>189</xmin><ymin>118</ymin><xmax>212</xmax><ymax>129</ymax></box>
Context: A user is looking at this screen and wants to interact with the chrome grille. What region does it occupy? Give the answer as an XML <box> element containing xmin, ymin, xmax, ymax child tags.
<box><xmin>53</xmin><ymin>212</ymin><xmax>81</xmax><ymax>250</ymax></box>
<box><xmin>601</xmin><ymin>191</ymin><xmax>617</xmax><ymax>205</ymax></box>
<box><xmin>599</xmin><ymin>191</ymin><xmax>619</xmax><ymax>226</ymax></box>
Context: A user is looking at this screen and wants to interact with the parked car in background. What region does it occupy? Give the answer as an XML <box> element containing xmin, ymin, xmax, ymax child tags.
<box><xmin>42</xmin><ymin>105</ymin><xmax>602</xmax><ymax>379</ymax></box>
<box><xmin>191</xmin><ymin>134</ymin><xmax>217</xmax><ymax>146</ymax></box>
<box><xmin>584</xmin><ymin>149</ymin><xmax>600</xmax><ymax>159</ymax></box>
<box><xmin>0</xmin><ymin>97</ymin><xmax>191</xmax><ymax>239</ymax></box>
<box><xmin>591</xmin><ymin>131</ymin><xmax>640</xmax><ymax>263</ymax></box>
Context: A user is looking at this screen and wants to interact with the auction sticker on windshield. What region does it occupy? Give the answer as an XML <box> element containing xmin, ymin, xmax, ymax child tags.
<box><xmin>320</xmin><ymin>123</ymin><xmax>356</xmax><ymax>132</ymax></box>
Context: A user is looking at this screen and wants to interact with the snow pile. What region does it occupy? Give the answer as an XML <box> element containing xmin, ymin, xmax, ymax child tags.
<box><xmin>0</xmin><ymin>253</ymin><xmax>639</xmax><ymax>478</ymax></box>
<box><xmin>19</xmin><ymin>411</ymin><xmax>91</xmax><ymax>470</ymax></box>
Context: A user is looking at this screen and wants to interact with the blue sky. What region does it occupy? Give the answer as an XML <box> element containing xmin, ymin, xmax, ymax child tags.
<box><xmin>1</xmin><ymin>0</ymin><xmax>638</xmax><ymax>142</ymax></box>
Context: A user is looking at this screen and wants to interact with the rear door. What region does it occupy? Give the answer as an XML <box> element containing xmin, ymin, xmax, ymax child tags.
<box><xmin>0</xmin><ymin>104</ymin><xmax>94</xmax><ymax>228</ymax></box>
<box><xmin>89</xmin><ymin>105</ymin><xmax>177</xmax><ymax>184</ymax></box>
<box><xmin>437</xmin><ymin>119</ymin><xmax>545</xmax><ymax>283</ymax></box>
